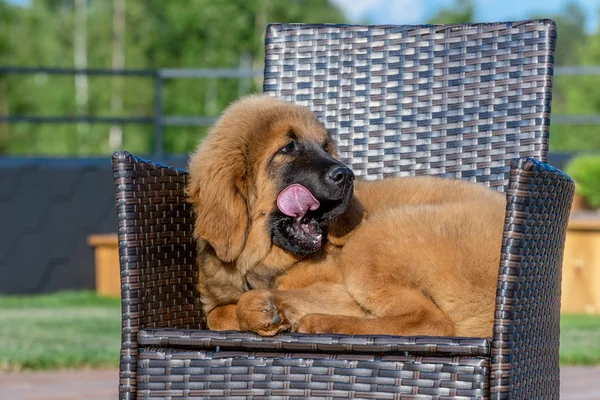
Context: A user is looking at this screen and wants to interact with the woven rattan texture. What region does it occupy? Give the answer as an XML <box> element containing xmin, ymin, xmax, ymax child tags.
<box><xmin>138</xmin><ymin>329</ymin><xmax>491</xmax><ymax>357</ymax></box>
<box><xmin>137</xmin><ymin>347</ymin><xmax>490</xmax><ymax>399</ymax></box>
<box><xmin>264</xmin><ymin>21</ymin><xmax>556</xmax><ymax>190</ymax></box>
<box><xmin>113</xmin><ymin>151</ymin><xmax>203</xmax><ymax>400</ymax></box>
<box><xmin>490</xmin><ymin>158</ymin><xmax>574</xmax><ymax>399</ymax></box>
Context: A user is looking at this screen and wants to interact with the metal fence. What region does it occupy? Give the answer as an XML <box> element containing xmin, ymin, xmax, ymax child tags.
<box><xmin>0</xmin><ymin>66</ymin><xmax>599</xmax><ymax>158</ymax></box>
<box><xmin>0</xmin><ymin>66</ymin><xmax>263</xmax><ymax>158</ymax></box>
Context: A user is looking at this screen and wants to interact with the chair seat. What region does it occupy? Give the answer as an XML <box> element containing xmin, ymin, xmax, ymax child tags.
<box><xmin>139</xmin><ymin>329</ymin><xmax>490</xmax><ymax>357</ymax></box>
<box><xmin>137</xmin><ymin>329</ymin><xmax>491</xmax><ymax>399</ymax></box>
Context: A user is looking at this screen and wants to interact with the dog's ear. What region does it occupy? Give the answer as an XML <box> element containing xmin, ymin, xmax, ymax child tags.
<box><xmin>186</xmin><ymin>138</ymin><xmax>249</xmax><ymax>262</ymax></box>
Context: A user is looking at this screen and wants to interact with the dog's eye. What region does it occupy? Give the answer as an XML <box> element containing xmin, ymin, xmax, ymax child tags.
<box><xmin>280</xmin><ymin>141</ymin><xmax>298</xmax><ymax>155</ymax></box>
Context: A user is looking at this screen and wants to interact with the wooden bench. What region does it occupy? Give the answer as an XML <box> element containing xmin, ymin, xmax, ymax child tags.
<box><xmin>561</xmin><ymin>215</ymin><xmax>600</xmax><ymax>314</ymax></box>
<box><xmin>87</xmin><ymin>234</ymin><xmax>119</xmax><ymax>297</ymax></box>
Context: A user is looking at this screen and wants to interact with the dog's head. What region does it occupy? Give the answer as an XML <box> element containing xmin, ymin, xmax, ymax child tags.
<box><xmin>187</xmin><ymin>95</ymin><xmax>355</xmax><ymax>263</ymax></box>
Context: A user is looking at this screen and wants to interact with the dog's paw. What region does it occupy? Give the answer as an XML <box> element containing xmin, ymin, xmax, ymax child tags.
<box><xmin>236</xmin><ymin>289</ymin><xmax>293</xmax><ymax>336</ymax></box>
<box><xmin>297</xmin><ymin>313</ymin><xmax>338</xmax><ymax>334</ymax></box>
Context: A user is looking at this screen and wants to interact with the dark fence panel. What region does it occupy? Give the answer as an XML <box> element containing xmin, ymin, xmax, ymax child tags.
<box><xmin>0</xmin><ymin>155</ymin><xmax>187</xmax><ymax>294</ymax></box>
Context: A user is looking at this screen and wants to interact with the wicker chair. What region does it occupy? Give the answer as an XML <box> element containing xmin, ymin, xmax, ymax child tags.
<box><xmin>113</xmin><ymin>20</ymin><xmax>574</xmax><ymax>399</ymax></box>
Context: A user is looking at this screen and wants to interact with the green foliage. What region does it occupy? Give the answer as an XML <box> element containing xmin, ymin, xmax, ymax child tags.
<box><xmin>560</xmin><ymin>314</ymin><xmax>600</xmax><ymax>365</ymax></box>
<box><xmin>550</xmin><ymin>124</ymin><xmax>600</xmax><ymax>153</ymax></box>
<box><xmin>565</xmin><ymin>154</ymin><xmax>600</xmax><ymax>207</ymax></box>
<box><xmin>2</xmin><ymin>0</ymin><xmax>600</xmax><ymax>156</ymax></box>
<box><xmin>0</xmin><ymin>0</ymin><xmax>345</xmax><ymax>156</ymax></box>
<box><xmin>530</xmin><ymin>2</ymin><xmax>587</xmax><ymax>66</ymax></box>
<box><xmin>427</xmin><ymin>0</ymin><xmax>474</xmax><ymax>25</ymax></box>
<box><xmin>535</xmin><ymin>3</ymin><xmax>600</xmax><ymax>154</ymax></box>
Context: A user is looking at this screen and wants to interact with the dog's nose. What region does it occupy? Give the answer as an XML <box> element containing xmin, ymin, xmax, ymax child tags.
<box><xmin>327</xmin><ymin>166</ymin><xmax>354</xmax><ymax>185</ymax></box>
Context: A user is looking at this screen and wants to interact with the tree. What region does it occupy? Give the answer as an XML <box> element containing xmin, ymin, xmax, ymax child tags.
<box><xmin>0</xmin><ymin>0</ymin><xmax>346</xmax><ymax>156</ymax></box>
<box><xmin>534</xmin><ymin>3</ymin><xmax>600</xmax><ymax>152</ymax></box>
<box><xmin>0</xmin><ymin>0</ymin><xmax>13</xmax><ymax>154</ymax></box>
<box><xmin>428</xmin><ymin>0</ymin><xmax>475</xmax><ymax>25</ymax></box>
<box><xmin>73</xmin><ymin>0</ymin><xmax>89</xmax><ymax>151</ymax></box>
<box><xmin>109</xmin><ymin>0</ymin><xmax>126</xmax><ymax>151</ymax></box>
<box><xmin>531</xmin><ymin>1</ymin><xmax>587</xmax><ymax>66</ymax></box>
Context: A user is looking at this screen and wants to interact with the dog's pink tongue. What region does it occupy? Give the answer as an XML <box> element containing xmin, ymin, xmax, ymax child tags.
<box><xmin>277</xmin><ymin>184</ymin><xmax>320</xmax><ymax>218</ymax></box>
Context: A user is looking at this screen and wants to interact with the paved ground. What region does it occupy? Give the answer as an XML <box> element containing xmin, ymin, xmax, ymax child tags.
<box><xmin>561</xmin><ymin>366</ymin><xmax>600</xmax><ymax>400</ymax></box>
<box><xmin>0</xmin><ymin>367</ymin><xmax>598</xmax><ymax>399</ymax></box>
<box><xmin>0</xmin><ymin>369</ymin><xmax>117</xmax><ymax>400</ymax></box>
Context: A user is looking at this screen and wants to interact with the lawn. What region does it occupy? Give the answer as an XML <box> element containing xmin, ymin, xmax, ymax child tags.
<box><xmin>0</xmin><ymin>291</ymin><xmax>598</xmax><ymax>370</ymax></box>
<box><xmin>0</xmin><ymin>291</ymin><xmax>121</xmax><ymax>371</ymax></box>
<box><xmin>559</xmin><ymin>314</ymin><xmax>600</xmax><ymax>365</ymax></box>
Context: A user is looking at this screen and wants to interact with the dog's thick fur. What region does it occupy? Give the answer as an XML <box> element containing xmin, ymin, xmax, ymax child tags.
<box><xmin>187</xmin><ymin>95</ymin><xmax>506</xmax><ymax>337</ymax></box>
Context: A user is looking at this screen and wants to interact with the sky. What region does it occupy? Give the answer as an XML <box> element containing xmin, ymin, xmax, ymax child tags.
<box><xmin>6</xmin><ymin>0</ymin><xmax>599</xmax><ymax>33</ymax></box>
<box><xmin>330</xmin><ymin>0</ymin><xmax>599</xmax><ymax>33</ymax></box>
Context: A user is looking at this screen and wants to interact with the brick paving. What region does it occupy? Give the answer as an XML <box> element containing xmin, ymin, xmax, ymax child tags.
<box><xmin>0</xmin><ymin>366</ymin><xmax>598</xmax><ymax>399</ymax></box>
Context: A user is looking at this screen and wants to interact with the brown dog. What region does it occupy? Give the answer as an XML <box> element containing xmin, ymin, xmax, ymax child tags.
<box><xmin>187</xmin><ymin>95</ymin><xmax>506</xmax><ymax>337</ymax></box>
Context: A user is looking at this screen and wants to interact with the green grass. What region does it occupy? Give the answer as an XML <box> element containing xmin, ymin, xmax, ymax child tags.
<box><xmin>0</xmin><ymin>291</ymin><xmax>121</xmax><ymax>371</ymax></box>
<box><xmin>0</xmin><ymin>290</ymin><xmax>121</xmax><ymax>308</ymax></box>
<box><xmin>560</xmin><ymin>314</ymin><xmax>600</xmax><ymax>366</ymax></box>
<box><xmin>0</xmin><ymin>291</ymin><xmax>598</xmax><ymax>370</ymax></box>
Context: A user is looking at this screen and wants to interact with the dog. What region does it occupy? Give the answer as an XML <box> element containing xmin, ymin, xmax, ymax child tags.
<box><xmin>186</xmin><ymin>95</ymin><xmax>506</xmax><ymax>337</ymax></box>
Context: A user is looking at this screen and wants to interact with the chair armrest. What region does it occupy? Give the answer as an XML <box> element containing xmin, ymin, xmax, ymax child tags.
<box><xmin>490</xmin><ymin>158</ymin><xmax>574</xmax><ymax>399</ymax></box>
<box><xmin>112</xmin><ymin>151</ymin><xmax>204</xmax><ymax>399</ymax></box>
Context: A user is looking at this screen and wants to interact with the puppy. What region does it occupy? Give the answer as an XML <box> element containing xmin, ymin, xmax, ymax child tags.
<box><xmin>187</xmin><ymin>95</ymin><xmax>506</xmax><ymax>337</ymax></box>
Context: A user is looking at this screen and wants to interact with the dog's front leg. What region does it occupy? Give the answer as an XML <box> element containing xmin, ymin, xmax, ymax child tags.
<box><xmin>235</xmin><ymin>289</ymin><xmax>297</xmax><ymax>336</ymax></box>
<box><xmin>236</xmin><ymin>283</ymin><xmax>365</xmax><ymax>336</ymax></box>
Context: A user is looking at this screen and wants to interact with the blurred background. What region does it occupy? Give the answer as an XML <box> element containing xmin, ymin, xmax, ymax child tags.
<box><xmin>0</xmin><ymin>0</ymin><xmax>598</xmax><ymax>397</ymax></box>
<box><xmin>2</xmin><ymin>0</ymin><xmax>600</xmax><ymax>158</ymax></box>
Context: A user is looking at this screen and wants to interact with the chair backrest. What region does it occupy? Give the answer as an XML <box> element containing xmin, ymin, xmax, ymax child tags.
<box><xmin>263</xmin><ymin>20</ymin><xmax>556</xmax><ymax>191</ymax></box>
